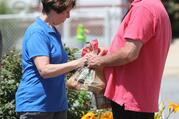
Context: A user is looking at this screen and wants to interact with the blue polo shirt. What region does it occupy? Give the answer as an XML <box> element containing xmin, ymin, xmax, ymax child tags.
<box><xmin>16</xmin><ymin>17</ymin><xmax>68</xmax><ymax>112</ymax></box>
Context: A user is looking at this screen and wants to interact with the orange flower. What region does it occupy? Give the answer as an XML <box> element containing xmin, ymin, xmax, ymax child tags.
<box><xmin>168</xmin><ymin>101</ymin><xmax>179</xmax><ymax>113</ymax></box>
<box><xmin>81</xmin><ymin>112</ymin><xmax>95</xmax><ymax>119</ymax></box>
<box><xmin>100</xmin><ymin>111</ymin><xmax>113</xmax><ymax>119</ymax></box>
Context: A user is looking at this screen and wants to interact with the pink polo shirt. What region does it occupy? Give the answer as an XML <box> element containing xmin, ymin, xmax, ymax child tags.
<box><xmin>104</xmin><ymin>0</ymin><xmax>172</xmax><ymax>112</ymax></box>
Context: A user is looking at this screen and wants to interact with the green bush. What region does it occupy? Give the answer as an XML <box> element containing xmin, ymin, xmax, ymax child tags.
<box><xmin>0</xmin><ymin>47</ymin><xmax>91</xmax><ymax>119</ymax></box>
<box><xmin>0</xmin><ymin>49</ymin><xmax>21</xmax><ymax>119</ymax></box>
<box><xmin>164</xmin><ymin>1</ymin><xmax>179</xmax><ymax>38</ymax></box>
<box><xmin>67</xmin><ymin>89</ymin><xmax>91</xmax><ymax>119</ymax></box>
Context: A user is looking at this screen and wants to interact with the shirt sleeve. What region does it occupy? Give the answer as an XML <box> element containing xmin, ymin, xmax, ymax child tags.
<box><xmin>124</xmin><ymin>6</ymin><xmax>155</xmax><ymax>43</ymax></box>
<box><xmin>26</xmin><ymin>31</ymin><xmax>50</xmax><ymax>59</ymax></box>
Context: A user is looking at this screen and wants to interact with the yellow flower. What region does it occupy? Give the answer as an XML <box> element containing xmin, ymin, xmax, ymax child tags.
<box><xmin>81</xmin><ymin>112</ymin><xmax>95</xmax><ymax>119</ymax></box>
<box><xmin>155</xmin><ymin>101</ymin><xmax>165</xmax><ymax>119</ymax></box>
<box><xmin>168</xmin><ymin>102</ymin><xmax>179</xmax><ymax>113</ymax></box>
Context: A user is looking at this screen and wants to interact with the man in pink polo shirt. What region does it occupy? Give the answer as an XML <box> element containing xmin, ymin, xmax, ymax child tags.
<box><xmin>87</xmin><ymin>0</ymin><xmax>172</xmax><ymax>119</ymax></box>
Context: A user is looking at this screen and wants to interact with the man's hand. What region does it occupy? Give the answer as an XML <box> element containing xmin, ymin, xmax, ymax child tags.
<box><xmin>87</xmin><ymin>53</ymin><xmax>104</xmax><ymax>69</ymax></box>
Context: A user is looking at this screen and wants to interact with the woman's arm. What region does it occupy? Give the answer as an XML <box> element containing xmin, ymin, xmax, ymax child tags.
<box><xmin>33</xmin><ymin>56</ymin><xmax>86</xmax><ymax>79</ymax></box>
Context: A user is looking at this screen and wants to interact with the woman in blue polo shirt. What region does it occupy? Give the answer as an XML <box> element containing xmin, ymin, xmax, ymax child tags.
<box><xmin>15</xmin><ymin>0</ymin><xmax>86</xmax><ymax>119</ymax></box>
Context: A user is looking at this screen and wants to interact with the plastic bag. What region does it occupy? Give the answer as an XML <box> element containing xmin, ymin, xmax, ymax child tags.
<box><xmin>67</xmin><ymin>39</ymin><xmax>107</xmax><ymax>94</ymax></box>
<box><xmin>67</xmin><ymin>65</ymin><xmax>105</xmax><ymax>94</ymax></box>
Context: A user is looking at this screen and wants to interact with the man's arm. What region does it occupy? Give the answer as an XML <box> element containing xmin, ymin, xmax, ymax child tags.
<box><xmin>88</xmin><ymin>39</ymin><xmax>143</xmax><ymax>68</ymax></box>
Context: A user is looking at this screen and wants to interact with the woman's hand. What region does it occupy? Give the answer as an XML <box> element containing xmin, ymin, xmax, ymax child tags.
<box><xmin>75</xmin><ymin>55</ymin><xmax>88</xmax><ymax>69</ymax></box>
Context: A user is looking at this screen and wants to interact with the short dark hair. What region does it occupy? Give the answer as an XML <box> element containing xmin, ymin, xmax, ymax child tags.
<box><xmin>41</xmin><ymin>0</ymin><xmax>76</xmax><ymax>14</ymax></box>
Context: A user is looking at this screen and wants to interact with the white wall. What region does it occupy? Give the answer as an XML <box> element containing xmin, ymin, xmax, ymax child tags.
<box><xmin>77</xmin><ymin>0</ymin><xmax>126</xmax><ymax>6</ymax></box>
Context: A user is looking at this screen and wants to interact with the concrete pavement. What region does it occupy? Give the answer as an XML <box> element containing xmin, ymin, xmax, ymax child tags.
<box><xmin>163</xmin><ymin>39</ymin><xmax>179</xmax><ymax>78</ymax></box>
<box><xmin>161</xmin><ymin>38</ymin><xmax>179</xmax><ymax>119</ymax></box>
